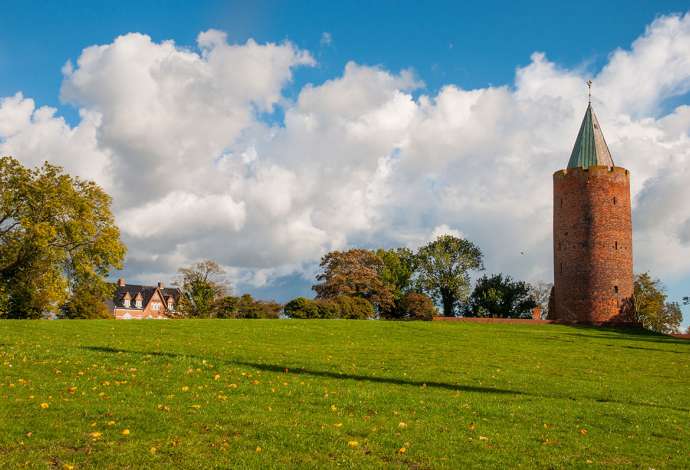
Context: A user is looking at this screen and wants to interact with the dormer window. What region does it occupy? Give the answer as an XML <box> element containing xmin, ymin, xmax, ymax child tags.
<box><xmin>135</xmin><ymin>297</ymin><xmax>143</xmax><ymax>308</ymax></box>
<box><xmin>123</xmin><ymin>298</ymin><xmax>130</xmax><ymax>308</ymax></box>
<box><xmin>167</xmin><ymin>300</ymin><xmax>174</xmax><ymax>311</ymax></box>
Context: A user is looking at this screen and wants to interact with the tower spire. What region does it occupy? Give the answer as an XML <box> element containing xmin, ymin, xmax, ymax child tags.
<box><xmin>566</xmin><ymin>83</ymin><xmax>614</xmax><ymax>169</ymax></box>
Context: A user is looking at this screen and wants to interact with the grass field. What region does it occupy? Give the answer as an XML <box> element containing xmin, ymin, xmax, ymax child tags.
<box><xmin>1</xmin><ymin>320</ymin><xmax>688</xmax><ymax>469</ymax></box>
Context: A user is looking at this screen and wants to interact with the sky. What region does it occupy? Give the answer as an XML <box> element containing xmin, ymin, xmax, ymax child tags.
<box><xmin>1</xmin><ymin>1</ymin><xmax>689</xmax><ymax>327</ymax></box>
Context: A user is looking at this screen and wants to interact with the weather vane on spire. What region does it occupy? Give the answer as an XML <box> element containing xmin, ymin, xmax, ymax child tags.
<box><xmin>587</xmin><ymin>80</ymin><xmax>593</xmax><ymax>104</ymax></box>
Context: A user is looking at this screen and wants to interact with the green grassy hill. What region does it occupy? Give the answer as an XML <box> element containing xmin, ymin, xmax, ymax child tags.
<box><xmin>1</xmin><ymin>320</ymin><xmax>688</xmax><ymax>468</ymax></box>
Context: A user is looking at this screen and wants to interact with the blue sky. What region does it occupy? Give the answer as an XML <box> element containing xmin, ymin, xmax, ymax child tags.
<box><xmin>1</xmin><ymin>1</ymin><xmax>689</xmax><ymax>327</ymax></box>
<box><xmin>3</xmin><ymin>0</ymin><xmax>689</xmax><ymax>122</ymax></box>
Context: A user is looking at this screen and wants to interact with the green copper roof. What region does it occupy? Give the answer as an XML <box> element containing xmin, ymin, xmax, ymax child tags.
<box><xmin>567</xmin><ymin>104</ymin><xmax>614</xmax><ymax>169</ymax></box>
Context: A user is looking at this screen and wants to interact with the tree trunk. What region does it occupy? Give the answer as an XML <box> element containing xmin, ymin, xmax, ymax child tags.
<box><xmin>441</xmin><ymin>289</ymin><xmax>454</xmax><ymax>316</ymax></box>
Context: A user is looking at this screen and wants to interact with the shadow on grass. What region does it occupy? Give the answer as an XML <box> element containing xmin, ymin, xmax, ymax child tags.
<box><xmin>562</xmin><ymin>330</ymin><xmax>690</xmax><ymax>346</ymax></box>
<box><xmin>81</xmin><ymin>345</ymin><xmax>520</xmax><ymax>395</ymax></box>
<box><xmin>616</xmin><ymin>344</ymin><xmax>689</xmax><ymax>354</ymax></box>
<box><xmin>81</xmin><ymin>345</ymin><xmax>690</xmax><ymax>413</ymax></box>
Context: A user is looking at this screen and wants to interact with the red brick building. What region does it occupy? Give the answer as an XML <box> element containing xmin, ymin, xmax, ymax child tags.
<box><xmin>108</xmin><ymin>278</ymin><xmax>180</xmax><ymax>319</ymax></box>
<box><xmin>551</xmin><ymin>99</ymin><xmax>636</xmax><ymax>324</ymax></box>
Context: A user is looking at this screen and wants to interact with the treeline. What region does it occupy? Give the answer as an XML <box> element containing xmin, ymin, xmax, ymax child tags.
<box><xmin>281</xmin><ymin>240</ymin><xmax>542</xmax><ymax>321</ymax></box>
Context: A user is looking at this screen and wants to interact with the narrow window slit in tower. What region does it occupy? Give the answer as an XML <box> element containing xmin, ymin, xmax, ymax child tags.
<box><xmin>560</xmin><ymin>198</ymin><xmax>563</xmax><ymax>208</ymax></box>
<box><xmin>615</xmin><ymin>241</ymin><xmax>618</xmax><ymax>250</ymax></box>
<box><xmin>560</xmin><ymin>263</ymin><xmax>563</xmax><ymax>274</ymax></box>
<box><xmin>614</xmin><ymin>285</ymin><xmax>619</xmax><ymax>294</ymax></box>
<box><xmin>613</xmin><ymin>196</ymin><xmax>617</xmax><ymax>205</ymax></box>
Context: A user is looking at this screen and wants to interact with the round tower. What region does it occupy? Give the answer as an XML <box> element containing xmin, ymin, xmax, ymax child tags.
<box><xmin>552</xmin><ymin>100</ymin><xmax>635</xmax><ymax>324</ymax></box>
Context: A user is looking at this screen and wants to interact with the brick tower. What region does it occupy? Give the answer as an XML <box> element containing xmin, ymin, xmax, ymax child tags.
<box><xmin>551</xmin><ymin>96</ymin><xmax>635</xmax><ymax>324</ymax></box>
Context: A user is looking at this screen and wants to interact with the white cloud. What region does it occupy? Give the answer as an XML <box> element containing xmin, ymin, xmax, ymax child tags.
<box><xmin>3</xmin><ymin>13</ymin><xmax>690</xmax><ymax>292</ymax></box>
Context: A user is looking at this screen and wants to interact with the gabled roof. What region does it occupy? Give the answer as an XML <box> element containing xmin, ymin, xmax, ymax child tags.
<box><xmin>567</xmin><ymin>103</ymin><xmax>614</xmax><ymax>169</ymax></box>
<box><xmin>113</xmin><ymin>284</ymin><xmax>180</xmax><ymax>310</ymax></box>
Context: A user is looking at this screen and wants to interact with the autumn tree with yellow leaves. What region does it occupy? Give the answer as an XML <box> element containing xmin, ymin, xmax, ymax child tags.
<box><xmin>0</xmin><ymin>156</ymin><xmax>125</xmax><ymax>318</ymax></box>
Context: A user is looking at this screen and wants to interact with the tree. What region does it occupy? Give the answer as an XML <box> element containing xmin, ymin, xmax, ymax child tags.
<box><xmin>176</xmin><ymin>260</ymin><xmax>229</xmax><ymax>318</ymax></box>
<box><xmin>376</xmin><ymin>247</ymin><xmax>419</xmax><ymax>318</ymax></box>
<box><xmin>529</xmin><ymin>281</ymin><xmax>553</xmax><ymax>319</ymax></box>
<box><xmin>415</xmin><ymin>235</ymin><xmax>484</xmax><ymax>316</ymax></box>
<box><xmin>376</xmin><ymin>248</ymin><xmax>416</xmax><ymax>297</ymax></box>
<box><xmin>464</xmin><ymin>274</ymin><xmax>537</xmax><ymax>318</ymax></box>
<box><xmin>683</xmin><ymin>296</ymin><xmax>689</xmax><ymax>306</ymax></box>
<box><xmin>313</xmin><ymin>249</ymin><xmax>394</xmax><ymax>312</ymax></box>
<box><xmin>0</xmin><ymin>157</ymin><xmax>125</xmax><ymax>318</ymax></box>
<box><xmin>634</xmin><ymin>273</ymin><xmax>682</xmax><ymax>334</ymax></box>
<box><xmin>60</xmin><ymin>284</ymin><xmax>113</xmax><ymax>319</ymax></box>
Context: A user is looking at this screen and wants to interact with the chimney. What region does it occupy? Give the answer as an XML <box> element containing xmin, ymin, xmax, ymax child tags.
<box><xmin>157</xmin><ymin>282</ymin><xmax>164</xmax><ymax>289</ymax></box>
<box><xmin>117</xmin><ymin>278</ymin><xmax>126</xmax><ymax>287</ymax></box>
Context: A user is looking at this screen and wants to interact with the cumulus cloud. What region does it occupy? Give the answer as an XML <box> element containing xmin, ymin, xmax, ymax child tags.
<box><xmin>2</xmin><ymin>13</ymin><xmax>690</xmax><ymax>294</ymax></box>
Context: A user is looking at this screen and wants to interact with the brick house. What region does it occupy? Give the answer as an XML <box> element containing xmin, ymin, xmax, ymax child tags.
<box><xmin>108</xmin><ymin>278</ymin><xmax>181</xmax><ymax>319</ymax></box>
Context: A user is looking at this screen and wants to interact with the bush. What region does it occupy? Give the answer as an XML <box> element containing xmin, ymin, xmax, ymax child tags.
<box><xmin>284</xmin><ymin>297</ymin><xmax>320</xmax><ymax>319</ymax></box>
<box><xmin>397</xmin><ymin>292</ymin><xmax>436</xmax><ymax>321</ymax></box>
<box><xmin>316</xmin><ymin>299</ymin><xmax>340</xmax><ymax>319</ymax></box>
<box><xmin>464</xmin><ymin>274</ymin><xmax>537</xmax><ymax>318</ymax></box>
<box><xmin>215</xmin><ymin>294</ymin><xmax>281</xmax><ymax>319</ymax></box>
<box><xmin>283</xmin><ymin>295</ymin><xmax>375</xmax><ymax>319</ymax></box>
<box><xmin>333</xmin><ymin>295</ymin><xmax>375</xmax><ymax>319</ymax></box>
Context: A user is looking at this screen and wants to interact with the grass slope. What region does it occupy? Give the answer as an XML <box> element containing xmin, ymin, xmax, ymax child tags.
<box><xmin>0</xmin><ymin>320</ymin><xmax>688</xmax><ymax>469</ymax></box>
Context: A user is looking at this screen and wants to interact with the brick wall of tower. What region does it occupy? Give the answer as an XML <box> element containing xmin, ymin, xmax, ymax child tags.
<box><xmin>552</xmin><ymin>166</ymin><xmax>636</xmax><ymax>324</ymax></box>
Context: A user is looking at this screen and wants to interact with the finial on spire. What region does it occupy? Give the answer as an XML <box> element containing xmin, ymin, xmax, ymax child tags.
<box><xmin>587</xmin><ymin>80</ymin><xmax>593</xmax><ymax>104</ymax></box>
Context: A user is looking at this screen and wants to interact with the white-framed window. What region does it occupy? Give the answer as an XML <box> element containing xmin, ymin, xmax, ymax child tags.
<box><xmin>135</xmin><ymin>299</ymin><xmax>142</xmax><ymax>308</ymax></box>
<box><xmin>152</xmin><ymin>302</ymin><xmax>161</xmax><ymax>311</ymax></box>
<box><xmin>123</xmin><ymin>298</ymin><xmax>130</xmax><ymax>308</ymax></box>
<box><xmin>167</xmin><ymin>300</ymin><xmax>174</xmax><ymax>311</ymax></box>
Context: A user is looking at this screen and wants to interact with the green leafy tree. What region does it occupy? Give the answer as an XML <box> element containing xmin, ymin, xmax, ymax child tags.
<box><xmin>0</xmin><ymin>156</ymin><xmax>125</xmax><ymax>318</ymax></box>
<box><xmin>176</xmin><ymin>260</ymin><xmax>229</xmax><ymax>318</ymax></box>
<box><xmin>465</xmin><ymin>274</ymin><xmax>537</xmax><ymax>318</ymax></box>
<box><xmin>60</xmin><ymin>284</ymin><xmax>113</xmax><ymax>319</ymax></box>
<box><xmin>313</xmin><ymin>249</ymin><xmax>394</xmax><ymax>313</ymax></box>
<box><xmin>634</xmin><ymin>273</ymin><xmax>682</xmax><ymax>334</ymax></box>
<box><xmin>376</xmin><ymin>247</ymin><xmax>419</xmax><ymax>318</ymax></box>
<box><xmin>415</xmin><ymin>235</ymin><xmax>484</xmax><ymax>316</ymax></box>
<box><xmin>376</xmin><ymin>248</ymin><xmax>416</xmax><ymax>297</ymax></box>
